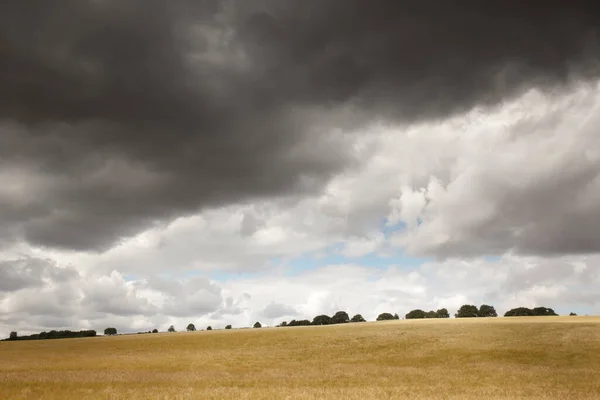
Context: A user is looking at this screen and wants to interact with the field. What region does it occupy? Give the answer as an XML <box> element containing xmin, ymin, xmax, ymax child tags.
<box><xmin>1</xmin><ymin>317</ymin><xmax>599</xmax><ymax>399</ymax></box>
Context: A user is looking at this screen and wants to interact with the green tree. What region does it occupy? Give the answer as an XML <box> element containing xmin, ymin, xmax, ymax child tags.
<box><xmin>9</xmin><ymin>331</ymin><xmax>17</xmax><ymax>340</ymax></box>
<box><xmin>436</xmin><ymin>308</ymin><xmax>450</xmax><ymax>318</ymax></box>
<box><xmin>393</xmin><ymin>313</ymin><xmax>400</xmax><ymax>320</ymax></box>
<box><xmin>206</xmin><ymin>326</ymin><xmax>212</xmax><ymax>331</ymax></box>
<box><xmin>532</xmin><ymin>307</ymin><xmax>558</xmax><ymax>316</ymax></box>
<box><xmin>253</xmin><ymin>321</ymin><xmax>262</xmax><ymax>328</ymax></box>
<box><xmin>278</xmin><ymin>321</ymin><xmax>288</xmax><ymax>327</ymax></box>
<box><xmin>376</xmin><ymin>312</ymin><xmax>395</xmax><ymax>321</ymax></box>
<box><xmin>405</xmin><ymin>309</ymin><xmax>427</xmax><ymax>319</ymax></box>
<box><xmin>312</xmin><ymin>314</ymin><xmax>331</xmax><ymax>325</ymax></box>
<box><xmin>478</xmin><ymin>304</ymin><xmax>498</xmax><ymax>317</ymax></box>
<box><xmin>455</xmin><ymin>304</ymin><xmax>478</xmax><ymax>318</ymax></box>
<box><xmin>168</xmin><ymin>325</ymin><xmax>176</xmax><ymax>332</ymax></box>
<box><xmin>504</xmin><ymin>307</ymin><xmax>534</xmax><ymax>317</ymax></box>
<box><xmin>570</xmin><ymin>312</ymin><xmax>578</xmax><ymax>316</ymax></box>
<box><xmin>330</xmin><ymin>311</ymin><xmax>350</xmax><ymax>324</ymax></box>
<box><xmin>152</xmin><ymin>329</ymin><xmax>158</xmax><ymax>333</ymax></box>
<box><xmin>104</xmin><ymin>327</ymin><xmax>117</xmax><ymax>336</ymax></box>
<box><xmin>186</xmin><ymin>323</ymin><xmax>196</xmax><ymax>331</ymax></box>
<box><xmin>350</xmin><ymin>314</ymin><xmax>366</xmax><ymax>323</ymax></box>
<box><xmin>225</xmin><ymin>325</ymin><xmax>232</xmax><ymax>330</ymax></box>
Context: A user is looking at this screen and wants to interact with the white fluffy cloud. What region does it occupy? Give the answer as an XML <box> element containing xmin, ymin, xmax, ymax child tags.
<box><xmin>2</xmin><ymin>82</ymin><xmax>600</xmax><ymax>338</ymax></box>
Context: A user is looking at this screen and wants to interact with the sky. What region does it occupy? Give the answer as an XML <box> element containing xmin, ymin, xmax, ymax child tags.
<box><xmin>2</xmin><ymin>1</ymin><xmax>600</xmax><ymax>337</ymax></box>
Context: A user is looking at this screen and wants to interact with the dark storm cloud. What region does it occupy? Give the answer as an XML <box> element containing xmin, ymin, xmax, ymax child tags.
<box><xmin>1</xmin><ymin>0</ymin><xmax>600</xmax><ymax>250</ymax></box>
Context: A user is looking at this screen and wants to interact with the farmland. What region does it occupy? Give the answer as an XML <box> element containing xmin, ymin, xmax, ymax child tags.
<box><xmin>1</xmin><ymin>316</ymin><xmax>599</xmax><ymax>399</ymax></box>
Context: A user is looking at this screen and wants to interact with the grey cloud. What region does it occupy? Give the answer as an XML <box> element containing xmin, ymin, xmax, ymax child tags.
<box><xmin>0</xmin><ymin>258</ymin><xmax>78</xmax><ymax>292</ymax></box>
<box><xmin>261</xmin><ymin>301</ymin><xmax>297</xmax><ymax>319</ymax></box>
<box><xmin>1</xmin><ymin>1</ymin><xmax>600</xmax><ymax>251</ymax></box>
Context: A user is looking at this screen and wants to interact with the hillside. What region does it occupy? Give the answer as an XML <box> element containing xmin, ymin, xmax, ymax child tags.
<box><xmin>1</xmin><ymin>317</ymin><xmax>599</xmax><ymax>399</ymax></box>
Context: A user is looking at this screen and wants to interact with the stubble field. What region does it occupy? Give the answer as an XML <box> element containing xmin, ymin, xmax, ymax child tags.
<box><xmin>1</xmin><ymin>316</ymin><xmax>599</xmax><ymax>399</ymax></box>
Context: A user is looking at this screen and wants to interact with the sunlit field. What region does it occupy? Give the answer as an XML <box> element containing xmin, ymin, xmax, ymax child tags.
<box><xmin>1</xmin><ymin>317</ymin><xmax>599</xmax><ymax>399</ymax></box>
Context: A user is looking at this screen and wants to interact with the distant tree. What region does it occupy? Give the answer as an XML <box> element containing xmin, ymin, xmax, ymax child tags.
<box><xmin>312</xmin><ymin>314</ymin><xmax>332</xmax><ymax>325</ymax></box>
<box><xmin>504</xmin><ymin>307</ymin><xmax>534</xmax><ymax>317</ymax></box>
<box><xmin>405</xmin><ymin>309</ymin><xmax>427</xmax><ymax>319</ymax></box>
<box><xmin>532</xmin><ymin>307</ymin><xmax>558</xmax><ymax>316</ymax></box>
<box><xmin>376</xmin><ymin>312</ymin><xmax>395</xmax><ymax>321</ymax></box>
<box><xmin>168</xmin><ymin>325</ymin><xmax>176</xmax><ymax>332</ymax></box>
<box><xmin>330</xmin><ymin>311</ymin><xmax>350</xmax><ymax>324</ymax></box>
<box><xmin>455</xmin><ymin>304</ymin><xmax>479</xmax><ymax>318</ymax></box>
<box><xmin>152</xmin><ymin>329</ymin><xmax>158</xmax><ymax>333</ymax></box>
<box><xmin>206</xmin><ymin>326</ymin><xmax>212</xmax><ymax>331</ymax></box>
<box><xmin>278</xmin><ymin>321</ymin><xmax>288</xmax><ymax>327</ymax></box>
<box><xmin>436</xmin><ymin>308</ymin><xmax>450</xmax><ymax>318</ymax></box>
<box><xmin>186</xmin><ymin>323</ymin><xmax>196</xmax><ymax>332</ymax></box>
<box><xmin>104</xmin><ymin>327</ymin><xmax>117</xmax><ymax>336</ymax></box>
<box><xmin>253</xmin><ymin>321</ymin><xmax>262</xmax><ymax>328</ymax></box>
<box><xmin>225</xmin><ymin>325</ymin><xmax>232</xmax><ymax>330</ymax></box>
<box><xmin>393</xmin><ymin>313</ymin><xmax>400</xmax><ymax>320</ymax></box>
<box><xmin>478</xmin><ymin>304</ymin><xmax>498</xmax><ymax>318</ymax></box>
<box><xmin>9</xmin><ymin>331</ymin><xmax>17</xmax><ymax>340</ymax></box>
<box><xmin>425</xmin><ymin>311</ymin><xmax>438</xmax><ymax>318</ymax></box>
<box><xmin>287</xmin><ymin>319</ymin><xmax>311</xmax><ymax>326</ymax></box>
<box><xmin>570</xmin><ymin>312</ymin><xmax>578</xmax><ymax>316</ymax></box>
<box><xmin>350</xmin><ymin>314</ymin><xmax>366</xmax><ymax>323</ymax></box>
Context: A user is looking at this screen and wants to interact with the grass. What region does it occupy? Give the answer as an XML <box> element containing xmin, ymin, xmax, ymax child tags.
<box><xmin>1</xmin><ymin>316</ymin><xmax>599</xmax><ymax>399</ymax></box>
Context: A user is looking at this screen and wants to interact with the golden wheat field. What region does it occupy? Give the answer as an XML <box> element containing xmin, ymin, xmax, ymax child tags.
<box><xmin>1</xmin><ymin>316</ymin><xmax>599</xmax><ymax>400</ymax></box>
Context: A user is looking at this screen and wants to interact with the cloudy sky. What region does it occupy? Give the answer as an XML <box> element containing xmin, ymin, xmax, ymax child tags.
<box><xmin>2</xmin><ymin>1</ymin><xmax>600</xmax><ymax>337</ymax></box>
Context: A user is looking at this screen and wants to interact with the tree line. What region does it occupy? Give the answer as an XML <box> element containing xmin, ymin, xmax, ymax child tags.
<box><xmin>3</xmin><ymin>329</ymin><xmax>97</xmax><ymax>341</ymax></box>
<box><xmin>2</xmin><ymin>305</ymin><xmax>565</xmax><ymax>341</ymax></box>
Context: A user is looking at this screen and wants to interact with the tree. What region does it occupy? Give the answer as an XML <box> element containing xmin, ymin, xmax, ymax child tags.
<box><xmin>168</xmin><ymin>325</ymin><xmax>176</xmax><ymax>332</ymax></box>
<box><xmin>206</xmin><ymin>326</ymin><xmax>212</xmax><ymax>331</ymax></box>
<box><xmin>376</xmin><ymin>312</ymin><xmax>395</xmax><ymax>321</ymax></box>
<box><xmin>225</xmin><ymin>325</ymin><xmax>232</xmax><ymax>330</ymax></box>
<box><xmin>330</xmin><ymin>311</ymin><xmax>350</xmax><ymax>324</ymax></box>
<box><xmin>570</xmin><ymin>312</ymin><xmax>578</xmax><ymax>316</ymax></box>
<box><xmin>504</xmin><ymin>307</ymin><xmax>534</xmax><ymax>317</ymax></box>
<box><xmin>186</xmin><ymin>323</ymin><xmax>196</xmax><ymax>332</ymax></box>
<box><xmin>455</xmin><ymin>304</ymin><xmax>479</xmax><ymax>318</ymax></box>
<box><xmin>478</xmin><ymin>304</ymin><xmax>498</xmax><ymax>317</ymax></box>
<box><xmin>393</xmin><ymin>313</ymin><xmax>400</xmax><ymax>320</ymax></box>
<box><xmin>253</xmin><ymin>321</ymin><xmax>262</xmax><ymax>328</ymax></box>
<box><xmin>405</xmin><ymin>309</ymin><xmax>427</xmax><ymax>319</ymax></box>
<box><xmin>278</xmin><ymin>321</ymin><xmax>288</xmax><ymax>327</ymax></box>
<box><xmin>350</xmin><ymin>314</ymin><xmax>366</xmax><ymax>323</ymax></box>
<box><xmin>152</xmin><ymin>329</ymin><xmax>158</xmax><ymax>333</ymax></box>
<box><xmin>532</xmin><ymin>307</ymin><xmax>558</xmax><ymax>316</ymax></box>
<box><xmin>9</xmin><ymin>331</ymin><xmax>17</xmax><ymax>340</ymax></box>
<box><xmin>425</xmin><ymin>311</ymin><xmax>438</xmax><ymax>318</ymax></box>
<box><xmin>104</xmin><ymin>327</ymin><xmax>117</xmax><ymax>336</ymax></box>
<box><xmin>436</xmin><ymin>308</ymin><xmax>450</xmax><ymax>318</ymax></box>
<box><xmin>312</xmin><ymin>314</ymin><xmax>331</xmax><ymax>325</ymax></box>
